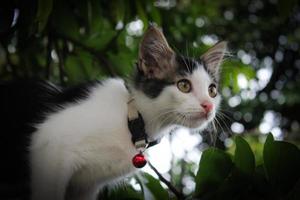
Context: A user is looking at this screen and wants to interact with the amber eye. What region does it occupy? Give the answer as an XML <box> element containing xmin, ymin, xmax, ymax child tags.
<box><xmin>208</xmin><ymin>84</ymin><xmax>217</xmax><ymax>98</ymax></box>
<box><xmin>177</xmin><ymin>79</ymin><xmax>192</xmax><ymax>93</ymax></box>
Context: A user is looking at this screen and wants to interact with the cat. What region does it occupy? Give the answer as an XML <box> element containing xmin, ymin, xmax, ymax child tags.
<box><xmin>0</xmin><ymin>26</ymin><xmax>226</xmax><ymax>200</ymax></box>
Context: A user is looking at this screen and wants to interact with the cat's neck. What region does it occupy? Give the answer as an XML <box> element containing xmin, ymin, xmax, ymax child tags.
<box><xmin>128</xmin><ymin>88</ymin><xmax>172</xmax><ymax>141</ymax></box>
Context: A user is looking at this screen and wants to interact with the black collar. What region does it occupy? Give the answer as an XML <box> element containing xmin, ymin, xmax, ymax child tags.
<box><xmin>127</xmin><ymin>99</ymin><xmax>159</xmax><ymax>149</ymax></box>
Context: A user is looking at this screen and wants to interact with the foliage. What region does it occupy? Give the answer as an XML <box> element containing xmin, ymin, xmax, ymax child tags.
<box><xmin>102</xmin><ymin>134</ymin><xmax>300</xmax><ymax>200</ymax></box>
<box><xmin>194</xmin><ymin>134</ymin><xmax>300</xmax><ymax>200</ymax></box>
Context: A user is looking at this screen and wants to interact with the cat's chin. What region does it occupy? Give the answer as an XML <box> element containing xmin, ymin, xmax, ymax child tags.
<box><xmin>182</xmin><ymin>113</ymin><xmax>214</xmax><ymax>129</ymax></box>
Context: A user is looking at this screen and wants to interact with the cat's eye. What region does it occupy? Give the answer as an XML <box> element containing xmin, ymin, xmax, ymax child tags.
<box><xmin>177</xmin><ymin>79</ymin><xmax>192</xmax><ymax>93</ymax></box>
<box><xmin>208</xmin><ymin>84</ymin><xmax>217</xmax><ymax>98</ymax></box>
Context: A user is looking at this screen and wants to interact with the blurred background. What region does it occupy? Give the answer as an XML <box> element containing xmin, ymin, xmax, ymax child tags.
<box><xmin>0</xmin><ymin>0</ymin><xmax>299</xmax><ymax>198</ymax></box>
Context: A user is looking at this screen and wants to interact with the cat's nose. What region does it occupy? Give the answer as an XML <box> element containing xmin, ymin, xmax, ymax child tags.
<box><xmin>201</xmin><ymin>101</ymin><xmax>213</xmax><ymax>113</ymax></box>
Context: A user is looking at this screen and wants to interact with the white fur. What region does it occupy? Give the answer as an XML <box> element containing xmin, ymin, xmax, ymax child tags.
<box><xmin>30</xmin><ymin>65</ymin><xmax>220</xmax><ymax>200</ymax></box>
<box><xmin>30</xmin><ymin>79</ymin><xmax>136</xmax><ymax>200</ymax></box>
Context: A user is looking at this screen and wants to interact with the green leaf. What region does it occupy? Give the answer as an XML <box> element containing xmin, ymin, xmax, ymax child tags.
<box><xmin>36</xmin><ymin>0</ymin><xmax>53</xmax><ymax>33</ymax></box>
<box><xmin>264</xmin><ymin>133</ymin><xmax>274</xmax><ymax>147</ymax></box>
<box><xmin>107</xmin><ymin>49</ymin><xmax>136</xmax><ymax>75</ymax></box>
<box><xmin>234</xmin><ymin>136</ymin><xmax>255</xmax><ymax>174</ymax></box>
<box><xmin>84</xmin><ymin>17</ymin><xmax>117</xmax><ymax>50</ymax></box>
<box><xmin>135</xmin><ymin>1</ymin><xmax>148</xmax><ymax>28</ymax></box>
<box><xmin>252</xmin><ymin>165</ymin><xmax>270</xmax><ymax>197</ymax></box>
<box><xmin>263</xmin><ymin>133</ymin><xmax>300</xmax><ymax>196</ymax></box>
<box><xmin>140</xmin><ymin>173</ymin><xmax>169</xmax><ymax>200</ymax></box>
<box><xmin>149</xmin><ymin>5</ymin><xmax>162</xmax><ymax>26</ymax></box>
<box><xmin>103</xmin><ymin>184</ymin><xmax>143</xmax><ymax>200</ymax></box>
<box><xmin>195</xmin><ymin>148</ymin><xmax>233</xmax><ymax>197</ymax></box>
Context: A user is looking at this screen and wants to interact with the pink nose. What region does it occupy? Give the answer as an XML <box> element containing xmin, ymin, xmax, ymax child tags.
<box><xmin>201</xmin><ymin>101</ymin><xmax>213</xmax><ymax>113</ymax></box>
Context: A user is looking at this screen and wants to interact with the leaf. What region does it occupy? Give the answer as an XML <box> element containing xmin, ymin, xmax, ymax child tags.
<box><xmin>135</xmin><ymin>1</ymin><xmax>148</xmax><ymax>28</ymax></box>
<box><xmin>195</xmin><ymin>148</ymin><xmax>233</xmax><ymax>197</ymax></box>
<box><xmin>263</xmin><ymin>133</ymin><xmax>300</xmax><ymax>196</ymax></box>
<box><xmin>199</xmin><ymin>138</ymin><xmax>255</xmax><ymax>200</ymax></box>
<box><xmin>103</xmin><ymin>184</ymin><xmax>143</xmax><ymax>200</ymax></box>
<box><xmin>234</xmin><ymin>136</ymin><xmax>255</xmax><ymax>174</ymax></box>
<box><xmin>35</xmin><ymin>0</ymin><xmax>53</xmax><ymax>33</ymax></box>
<box><xmin>252</xmin><ymin>164</ymin><xmax>270</xmax><ymax>197</ymax></box>
<box><xmin>149</xmin><ymin>5</ymin><xmax>162</xmax><ymax>26</ymax></box>
<box><xmin>107</xmin><ymin>49</ymin><xmax>136</xmax><ymax>75</ymax></box>
<box><xmin>140</xmin><ymin>173</ymin><xmax>169</xmax><ymax>200</ymax></box>
<box><xmin>84</xmin><ymin>17</ymin><xmax>117</xmax><ymax>50</ymax></box>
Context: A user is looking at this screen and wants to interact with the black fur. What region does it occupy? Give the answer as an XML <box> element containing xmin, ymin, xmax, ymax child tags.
<box><xmin>0</xmin><ymin>79</ymin><xmax>99</xmax><ymax>200</ymax></box>
<box><xmin>176</xmin><ymin>55</ymin><xmax>200</xmax><ymax>75</ymax></box>
<box><xmin>134</xmin><ymin>68</ymin><xmax>173</xmax><ymax>98</ymax></box>
<box><xmin>134</xmin><ymin>55</ymin><xmax>201</xmax><ymax>98</ymax></box>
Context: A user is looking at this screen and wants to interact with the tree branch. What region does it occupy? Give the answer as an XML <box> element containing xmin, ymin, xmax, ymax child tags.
<box><xmin>148</xmin><ymin>162</ymin><xmax>185</xmax><ymax>199</ymax></box>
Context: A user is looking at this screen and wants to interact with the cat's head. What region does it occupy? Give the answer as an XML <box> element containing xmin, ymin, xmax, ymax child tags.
<box><xmin>132</xmin><ymin>26</ymin><xmax>226</xmax><ymax>132</ymax></box>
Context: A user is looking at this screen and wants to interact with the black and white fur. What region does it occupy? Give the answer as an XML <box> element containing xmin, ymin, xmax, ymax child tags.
<box><xmin>0</xmin><ymin>26</ymin><xmax>227</xmax><ymax>200</ymax></box>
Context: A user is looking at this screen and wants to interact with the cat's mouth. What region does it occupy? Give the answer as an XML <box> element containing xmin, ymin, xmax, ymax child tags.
<box><xmin>179</xmin><ymin>112</ymin><xmax>214</xmax><ymax>128</ymax></box>
<box><xmin>171</xmin><ymin>111</ymin><xmax>214</xmax><ymax>128</ymax></box>
<box><xmin>188</xmin><ymin>112</ymin><xmax>212</xmax><ymax>121</ymax></box>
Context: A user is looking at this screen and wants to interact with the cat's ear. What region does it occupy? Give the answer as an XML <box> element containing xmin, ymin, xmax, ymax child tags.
<box><xmin>138</xmin><ymin>25</ymin><xmax>175</xmax><ymax>79</ymax></box>
<box><xmin>201</xmin><ymin>41</ymin><xmax>227</xmax><ymax>80</ymax></box>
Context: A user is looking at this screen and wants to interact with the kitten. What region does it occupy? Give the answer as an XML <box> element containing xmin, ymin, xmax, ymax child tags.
<box><xmin>0</xmin><ymin>26</ymin><xmax>226</xmax><ymax>200</ymax></box>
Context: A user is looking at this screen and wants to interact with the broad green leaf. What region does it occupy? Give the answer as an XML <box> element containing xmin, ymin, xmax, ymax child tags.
<box><xmin>64</xmin><ymin>55</ymin><xmax>86</xmax><ymax>84</ymax></box>
<box><xmin>36</xmin><ymin>0</ymin><xmax>53</xmax><ymax>33</ymax></box>
<box><xmin>263</xmin><ymin>133</ymin><xmax>300</xmax><ymax>196</ymax></box>
<box><xmin>140</xmin><ymin>173</ymin><xmax>169</xmax><ymax>200</ymax></box>
<box><xmin>102</xmin><ymin>184</ymin><xmax>143</xmax><ymax>200</ymax></box>
<box><xmin>107</xmin><ymin>49</ymin><xmax>136</xmax><ymax>75</ymax></box>
<box><xmin>195</xmin><ymin>148</ymin><xmax>233</xmax><ymax>197</ymax></box>
<box><xmin>149</xmin><ymin>5</ymin><xmax>162</xmax><ymax>25</ymax></box>
<box><xmin>234</xmin><ymin>136</ymin><xmax>255</xmax><ymax>174</ymax></box>
<box><xmin>252</xmin><ymin>164</ymin><xmax>269</xmax><ymax>196</ymax></box>
<box><xmin>84</xmin><ymin>17</ymin><xmax>117</xmax><ymax>50</ymax></box>
<box><xmin>135</xmin><ymin>1</ymin><xmax>148</xmax><ymax>28</ymax></box>
<box><xmin>64</xmin><ymin>51</ymin><xmax>105</xmax><ymax>83</ymax></box>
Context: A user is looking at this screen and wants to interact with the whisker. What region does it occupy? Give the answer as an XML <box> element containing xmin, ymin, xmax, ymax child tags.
<box><xmin>215</xmin><ymin>115</ymin><xmax>233</xmax><ymax>137</ymax></box>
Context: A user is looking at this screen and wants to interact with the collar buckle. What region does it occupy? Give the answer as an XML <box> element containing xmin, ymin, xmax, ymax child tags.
<box><xmin>127</xmin><ymin>98</ymin><xmax>160</xmax><ymax>150</ymax></box>
<box><xmin>134</xmin><ymin>140</ymin><xmax>149</xmax><ymax>152</ymax></box>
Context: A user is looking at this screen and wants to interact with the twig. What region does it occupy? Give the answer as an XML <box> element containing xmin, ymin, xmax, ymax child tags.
<box><xmin>148</xmin><ymin>161</ymin><xmax>185</xmax><ymax>199</ymax></box>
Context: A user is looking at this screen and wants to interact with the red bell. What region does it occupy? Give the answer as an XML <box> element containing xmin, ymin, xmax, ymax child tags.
<box><xmin>132</xmin><ymin>153</ymin><xmax>147</xmax><ymax>168</ymax></box>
